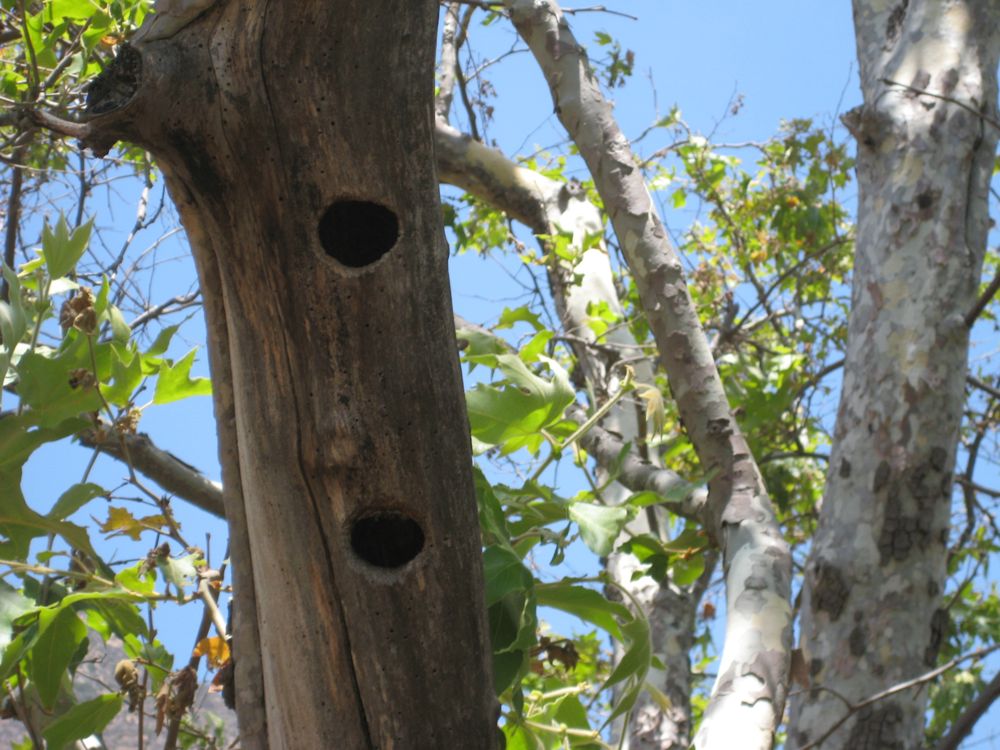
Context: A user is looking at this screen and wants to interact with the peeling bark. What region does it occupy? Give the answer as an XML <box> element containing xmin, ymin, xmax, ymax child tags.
<box><xmin>502</xmin><ymin>2</ymin><xmax>792</xmax><ymax>747</ymax></box>
<box><xmin>790</xmin><ymin>2</ymin><xmax>1000</xmax><ymax>748</ymax></box>
<box><xmin>437</xmin><ymin>120</ymin><xmax>700</xmax><ymax>748</ymax></box>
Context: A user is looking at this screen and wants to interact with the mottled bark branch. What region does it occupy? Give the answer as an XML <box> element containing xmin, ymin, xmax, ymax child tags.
<box><xmin>502</xmin><ymin>2</ymin><xmax>791</xmax><ymax>747</ymax></box>
<box><xmin>435</xmin><ymin>2</ymin><xmax>462</xmax><ymax>121</ymax></box>
<box><xmin>438</xmin><ymin>114</ymin><xmax>700</xmax><ymax>747</ymax></box>
<box><xmin>791</xmin><ymin>2</ymin><xmax>1000</xmax><ymax>747</ymax></box>
<box><xmin>566</xmin><ymin>404</ymin><xmax>706</xmax><ymax>521</ymax></box>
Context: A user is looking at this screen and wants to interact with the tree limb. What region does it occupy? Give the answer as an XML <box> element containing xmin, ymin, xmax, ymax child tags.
<box><xmin>934</xmin><ymin>667</ymin><xmax>1000</xmax><ymax>750</ymax></box>
<box><xmin>502</xmin><ymin>2</ymin><xmax>792</xmax><ymax>747</ymax></box>
<box><xmin>79</xmin><ymin>423</ymin><xmax>225</xmax><ymax>518</ymax></box>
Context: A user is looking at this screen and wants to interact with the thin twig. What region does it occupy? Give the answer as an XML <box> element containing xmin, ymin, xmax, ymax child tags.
<box><xmin>965</xmin><ymin>265</ymin><xmax>1000</xmax><ymax>327</ymax></box>
<box><xmin>967</xmin><ymin>374</ymin><xmax>1000</xmax><ymax>401</ymax></box>
<box><xmin>935</xmin><ymin>667</ymin><xmax>1000</xmax><ymax>750</ymax></box>
<box><xmin>798</xmin><ymin>642</ymin><xmax>1000</xmax><ymax>749</ymax></box>
<box><xmin>881</xmin><ymin>78</ymin><xmax>1000</xmax><ymax>132</ymax></box>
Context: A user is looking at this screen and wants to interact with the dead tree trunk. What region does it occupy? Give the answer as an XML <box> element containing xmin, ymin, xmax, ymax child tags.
<box><xmin>84</xmin><ymin>2</ymin><xmax>496</xmax><ymax>747</ymax></box>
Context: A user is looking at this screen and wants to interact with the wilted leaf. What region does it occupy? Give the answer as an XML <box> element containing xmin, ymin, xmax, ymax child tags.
<box><xmin>193</xmin><ymin>636</ymin><xmax>230</xmax><ymax>669</ymax></box>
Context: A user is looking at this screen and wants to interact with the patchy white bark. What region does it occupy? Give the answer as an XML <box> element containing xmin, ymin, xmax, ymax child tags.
<box><xmin>789</xmin><ymin>2</ymin><xmax>1000</xmax><ymax>748</ymax></box>
<box><xmin>437</xmin><ymin>120</ymin><xmax>700</xmax><ymax>748</ymax></box>
<box><xmin>502</xmin><ymin>2</ymin><xmax>792</xmax><ymax>748</ymax></box>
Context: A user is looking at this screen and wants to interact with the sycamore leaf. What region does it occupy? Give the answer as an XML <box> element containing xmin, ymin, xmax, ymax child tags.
<box><xmin>466</xmin><ymin>354</ymin><xmax>574</xmax><ymax>454</ymax></box>
<box><xmin>42</xmin><ymin>216</ymin><xmax>92</xmax><ymax>281</ymax></box>
<box><xmin>43</xmin><ymin>694</ymin><xmax>123</xmax><ymax>750</ymax></box>
<box><xmin>156</xmin><ymin>552</ymin><xmax>201</xmax><ymax>591</ymax></box>
<box><xmin>535</xmin><ymin>583</ymin><xmax>629</xmax><ymax>641</ymax></box>
<box><xmin>0</xmin><ymin>581</ymin><xmax>33</xmax><ymax>652</ymax></box>
<box><xmin>568</xmin><ymin>502</ymin><xmax>630</xmax><ymax>556</ymax></box>
<box><xmin>30</xmin><ymin>605</ymin><xmax>88</xmax><ymax>709</ymax></box>
<box><xmin>482</xmin><ymin>545</ymin><xmax>533</xmax><ymax>606</ymax></box>
<box><xmin>48</xmin><ymin>482</ymin><xmax>106</xmax><ymax>521</ymax></box>
<box><xmin>153</xmin><ymin>349</ymin><xmax>211</xmax><ymax>404</ymax></box>
<box><xmin>100</xmin><ymin>508</ymin><xmax>169</xmax><ymax>542</ymax></box>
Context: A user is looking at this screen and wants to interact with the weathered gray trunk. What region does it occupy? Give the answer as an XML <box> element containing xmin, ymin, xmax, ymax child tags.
<box><xmin>790</xmin><ymin>2</ymin><xmax>1000</xmax><ymax>747</ymax></box>
<box><xmin>85</xmin><ymin>2</ymin><xmax>497</xmax><ymax>747</ymax></box>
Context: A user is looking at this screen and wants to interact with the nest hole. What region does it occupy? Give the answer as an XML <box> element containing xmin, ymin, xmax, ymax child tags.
<box><xmin>350</xmin><ymin>511</ymin><xmax>424</xmax><ymax>568</ymax></box>
<box><xmin>318</xmin><ymin>199</ymin><xmax>398</xmax><ymax>267</ymax></box>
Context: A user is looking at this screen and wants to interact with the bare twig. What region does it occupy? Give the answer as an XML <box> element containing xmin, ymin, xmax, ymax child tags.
<box><xmin>1</xmin><ymin>147</ymin><xmax>24</xmax><ymax>302</ymax></box>
<box><xmin>798</xmin><ymin>642</ymin><xmax>1000</xmax><ymax>750</ymax></box>
<box><xmin>965</xmin><ymin>265</ymin><xmax>1000</xmax><ymax>327</ymax></box>
<box><xmin>967</xmin><ymin>374</ymin><xmax>1000</xmax><ymax>401</ymax></box>
<box><xmin>935</xmin><ymin>667</ymin><xmax>1000</xmax><ymax>750</ymax></box>
<box><xmin>128</xmin><ymin>291</ymin><xmax>202</xmax><ymax>330</ymax></box>
<box><xmin>882</xmin><ymin>78</ymin><xmax>1000</xmax><ymax>132</ymax></box>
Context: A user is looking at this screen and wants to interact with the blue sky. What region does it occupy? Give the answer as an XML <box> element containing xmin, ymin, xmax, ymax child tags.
<box><xmin>16</xmin><ymin>2</ymin><xmax>1000</xmax><ymax>746</ymax></box>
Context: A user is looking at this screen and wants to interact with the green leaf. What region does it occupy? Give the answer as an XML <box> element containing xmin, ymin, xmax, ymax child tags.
<box><xmin>156</xmin><ymin>552</ymin><xmax>201</xmax><ymax>592</ymax></box>
<box><xmin>497</xmin><ymin>305</ymin><xmax>543</xmax><ymax>332</ymax></box>
<box><xmin>107</xmin><ymin>303</ymin><xmax>131</xmax><ymax>343</ymax></box>
<box><xmin>102</xmin><ymin>343</ymin><xmax>143</xmax><ymax>406</ymax></box>
<box><xmin>115</xmin><ymin>562</ymin><xmax>156</xmax><ymax>595</ymax></box>
<box><xmin>0</xmin><ymin>263</ymin><xmax>27</xmax><ymax>385</ymax></box>
<box><xmin>43</xmin><ymin>694</ymin><xmax>123</xmax><ymax>750</ymax></box>
<box><xmin>474</xmin><ymin>468</ymin><xmax>510</xmax><ymax>546</ymax></box>
<box><xmin>29</xmin><ymin>605</ymin><xmax>87</xmax><ymax>709</ymax></box>
<box><xmin>483</xmin><ymin>546</ymin><xmax>533</xmax><ymax>607</ymax></box>
<box><xmin>14</xmin><ymin>347</ymin><xmax>102</xmax><ymax>428</ymax></box>
<box><xmin>491</xmin><ymin>649</ymin><xmax>526</xmax><ymax>696</ymax></box>
<box><xmin>0</xmin><ymin>467</ymin><xmax>100</xmax><ymax>562</ymax></box>
<box><xmin>535</xmin><ymin>583</ymin><xmax>628</xmax><ymax>641</ymax></box>
<box><xmin>144</xmin><ymin>323</ymin><xmax>179</xmax><ymax>358</ymax></box>
<box><xmin>672</xmin><ymin>552</ymin><xmax>706</xmax><ymax>586</ymax></box>
<box><xmin>605</xmin><ymin>616</ymin><xmax>651</xmax><ymax>688</ymax></box>
<box><xmin>0</xmin><ymin>581</ymin><xmax>33</xmax><ymax>652</ymax></box>
<box><xmin>0</xmin><ymin>623</ymin><xmax>39</xmax><ymax>685</ymax></box>
<box><xmin>568</xmin><ymin>502</ymin><xmax>629</xmax><ymax>556</ymax></box>
<box><xmin>83</xmin><ymin>599</ymin><xmax>148</xmax><ymax>641</ymax></box>
<box><xmin>153</xmin><ymin>348</ymin><xmax>212</xmax><ymax>404</ymax></box>
<box><xmin>46</xmin><ymin>0</ymin><xmax>100</xmax><ymax>22</ymax></box>
<box><xmin>466</xmin><ymin>354</ymin><xmax>574</xmax><ymax>453</ymax></box>
<box><xmin>48</xmin><ymin>482</ymin><xmax>106</xmax><ymax>521</ymax></box>
<box><xmin>42</xmin><ymin>216</ymin><xmax>92</xmax><ymax>280</ymax></box>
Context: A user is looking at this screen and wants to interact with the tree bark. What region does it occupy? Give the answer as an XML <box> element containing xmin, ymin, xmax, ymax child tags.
<box><xmin>789</xmin><ymin>2</ymin><xmax>1000</xmax><ymax>748</ymax></box>
<box><xmin>86</xmin><ymin>2</ymin><xmax>496</xmax><ymax>746</ymax></box>
<box><xmin>437</xmin><ymin>121</ymin><xmax>702</xmax><ymax>748</ymax></box>
<box><xmin>503</xmin><ymin>2</ymin><xmax>792</xmax><ymax>747</ymax></box>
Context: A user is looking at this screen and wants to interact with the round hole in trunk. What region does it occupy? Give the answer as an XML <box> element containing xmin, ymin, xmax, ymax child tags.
<box><xmin>318</xmin><ymin>199</ymin><xmax>398</xmax><ymax>267</ymax></box>
<box><xmin>350</xmin><ymin>511</ymin><xmax>424</xmax><ymax>568</ymax></box>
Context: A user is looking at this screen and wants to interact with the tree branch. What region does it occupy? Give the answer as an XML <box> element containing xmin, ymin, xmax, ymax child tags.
<box><xmin>934</xmin><ymin>667</ymin><xmax>1000</xmax><ymax>750</ymax></box>
<box><xmin>965</xmin><ymin>264</ymin><xmax>1000</xmax><ymax>327</ymax></box>
<box><xmin>799</xmin><ymin>643</ymin><xmax>1000</xmax><ymax>750</ymax></box>
<box><xmin>503</xmin><ymin>2</ymin><xmax>792</xmax><ymax>747</ymax></box>
<box><xmin>435</xmin><ymin>2</ymin><xmax>462</xmax><ymax>120</ymax></box>
<box><xmin>79</xmin><ymin>424</ymin><xmax>225</xmax><ymax>518</ymax></box>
